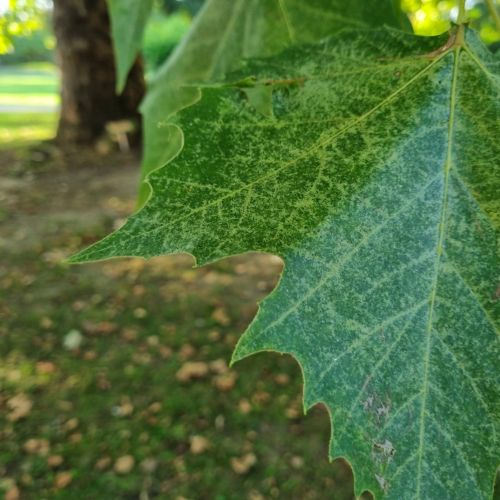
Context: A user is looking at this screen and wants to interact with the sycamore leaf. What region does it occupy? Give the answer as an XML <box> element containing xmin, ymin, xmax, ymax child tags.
<box><xmin>107</xmin><ymin>0</ymin><xmax>154</xmax><ymax>93</ymax></box>
<box><xmin>71</xmin><ymin>27</ymin><xmax>500</xmax><ymax>498</ymax></box>
<box><xmin>138</xmin><ymin>0</ymin><xmax>410</xmax><ymax>203</ymax></box>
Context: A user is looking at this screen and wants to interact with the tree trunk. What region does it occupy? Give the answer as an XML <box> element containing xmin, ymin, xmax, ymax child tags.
<box><xmin>52</xmin><ymin>0</ymin><xmax>145</xmax><ymax>146</ymax></box>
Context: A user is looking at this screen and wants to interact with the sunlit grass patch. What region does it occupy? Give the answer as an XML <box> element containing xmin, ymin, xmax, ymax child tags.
<box><xmin>0</xmin><ymin>112</ymin><xmax>57</xmax><ymax>149</ymax></box>
<box><xmin>0</xmin><ymin>63</ymin><xmax>58</xmax><ymax>148</ymax></box>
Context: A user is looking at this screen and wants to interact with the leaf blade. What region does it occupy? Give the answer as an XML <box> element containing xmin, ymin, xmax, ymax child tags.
<box><xmin>71</xmin><ymin>27</ymin><xmax>499</xmax><ymax>499</ymax></box>
<box><xmin>107</xmin><ymin>0</ymin><xmax>154</xmax><ymax>93</ymax></box>
<box><xmin>138</xmin><ymin>0</ymin><xmax>410</xmax><ymax>204</ymax></box>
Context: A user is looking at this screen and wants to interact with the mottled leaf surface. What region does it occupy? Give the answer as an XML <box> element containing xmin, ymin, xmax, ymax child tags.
<box><xmin>138</xmin><ymin>0</ymin><xmax>409</xmax><ymax>203</ymax></box>
<box><xmin>107</xmin><ymin>0</ymin><xmax>154</xmax><ymax>92</ymax></box>
<box><xmin>72</xmin><ymin>28</ymin><xmax>499</xmax><ymax>498</ymax></box>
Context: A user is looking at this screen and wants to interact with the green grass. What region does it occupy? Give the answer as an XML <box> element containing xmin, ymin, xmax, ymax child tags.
<box><xmin>0</xmin><ymin>239</ymin><xmax>359</xmax><ymax>499</ymax></box>
<box><xmin>0</xmin><ymin>112</ymin><xmax>57</xmax><ymax>149</ymax></box>
<box><xmin>0</xmin><ymin>63</ymin><xmax>58</xmax><ymax>149</ymax></box>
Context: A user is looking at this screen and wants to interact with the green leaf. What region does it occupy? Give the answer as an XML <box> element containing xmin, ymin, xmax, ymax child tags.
<box><xmin>138</xmin><ymin>0</ymin><xmax>410</xmax><ymax>204</ymax></box>
<box><xmin>107</xmin><ymin>0</ymin><xmax>154</xmax><ymax>93</ymax></box>
<box><xmin>71</xmin><ymin>27</ymin><xmax>499</xmax><ymax>498</ymax></box>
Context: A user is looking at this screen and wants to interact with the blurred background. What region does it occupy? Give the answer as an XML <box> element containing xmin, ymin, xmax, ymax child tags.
<box><xmin>0</xmin><ymin>1</ymin><xmax>498</xmax><ymax>499</ymax></box>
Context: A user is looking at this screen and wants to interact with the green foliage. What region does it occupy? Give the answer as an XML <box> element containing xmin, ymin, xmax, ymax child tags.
<box><xmin>0</xmin><ymin>1</ymin><xmax>54</xmax><ymax>61</ymax></box>
<box><xmin>107</xmin><ymin>0</ymin><xmax>154</xmax><ymax>92</ymax></box>
<box><xmin>142</xmin><ymin>11</ymin><xmax>191</xmax><ymax>73</ymax></box>
<box><xmin>402</xmin><ymin>0</ymin><xmax>500</xmax><ymax>42</ymax></box>
<box><xmin>83</xmin><ymin>2</ymin><xmax>499</xmax><ymax>498</ymax></box>
<box><xmin>135</xmin><ymin>0</ymin><xmax>410</xmax><ymax>204</ymax></box>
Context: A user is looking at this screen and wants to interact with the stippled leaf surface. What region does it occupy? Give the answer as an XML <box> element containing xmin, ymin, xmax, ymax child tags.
<box><xmin>72</xmin><ymin>27</ymin><xmax>500</xmax><ymax>498</ymax></box>
<box><xmin>138</xmin><ymin>0</ymin><xmax>409</xmax><ymax>203</ymax></box>
<box><xmin>107</xmin><ymin>0</ymin><xmax>154</xmax><ymax>92</ymax></box>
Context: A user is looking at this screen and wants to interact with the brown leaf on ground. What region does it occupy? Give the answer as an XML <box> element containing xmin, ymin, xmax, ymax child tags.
<box><xmin>285</xmin><ymin>406</ymin><xmax>301</xmax><ymax>419</ymax></box>
<box><xmin>179</xmin><ymin>343</ymin><xmax>195</xmax><ymax>360</ymax></box>
<box><xmin>148</xmin><ymin>402</ymin><xmax>162</xmax><ymax>414</ymax></box>
<box><xmin>64</xmin><ymin>418</ymin><xmax>79</xmax><ymax>432</ymax></box>
<box><xmin>213</xmin><ymin>373</ymin><xmax>237</xmax><ymax>392</ymax></box>
<box><xmin>121</xmin><ymin>328</ymin><xmax>138</xmax><ymax>341</ymax></box>
<box><xmin>211</xmin><ymin>307</ymin><xmax>231</xmax><ymax>326</ymax></box>
<box><xmin>252</xmin><ymin>391</ymin><xmax>271</xmax><ymax>405</ymax></box>
<box><xmin>23</xmin><ymin>438</ymin><xmax>50</xmax><ymax>456</ymax></box>
<box><xmin>54</xmin><ymin>471</ymin><xmax>72</xmax><ymax>489</ymax></box>
<box><xmin>248</xmin><ymin>490</ymin><xmax>264</xmax><ymax>500</ymax></box>
<box><xmin>112</xmin><ymin>397</ymin><xmax>134</xmax><ymax>417</ymax></box>
<box><xmin>238</xmin><ymin>399</ymin><xmax>252</xmax><ymax>415</ymax></box>
<box><xmin>208</xmin><ymin>330</ymin><xmax>221</xmax><ymax>341</ymax></box>
<box><xmin>83</xmin><ymin>320</ymin><xmax>117</xmax><ymax>335</ymax></box>
<box><xmin>68</xmin><ymin>432</ymin><xmax>82</xmax><ymax>444</ymax></box>
<box><xmin>290</xmin><ymin>456</ymin><xmax>304</xmax><ymax>469</ymax></box>
<box><xmin>159</xmin><ymin>345</ymin><xmax>173</xmax><ymax>359</ymax></box>
<box><xmin>114</xmin><ymin>455</ymin><xmax>135</xmax><ymax>474</ymax></box>
<box><xmin>7</xmin><ymin>394</ymin><xmax>33</xmax><ymax>422</ymax></box>
<box><xmin>231</xmin><ymin>453</ymin><xmax>257</xmax><ymax>475</ymax></box>
<box><xmin>94</xmin><ymin>456</ymin><xmax>112</xmax><ymax>471</ymax></box>
<box><xmin>36</xmin><ymin>361</ymin><xmax>56</xmax><ymax>374</ymax></box>
<box><xmin>274</xmin><ymin>373</ymin><xmax>290</xmax><ymax>385</ymax></box>
<box><xmin>175</xmin><ymin>362</ymin><xmax>209</xmax><ymax>382</ymax></box>
<box><xmin>140</xmin><ymin>458</ymin><xmax>158</xmax><ymax>474</ymax></box>
<box><xmin>47</xmin><ymin>455</ymin><xmax>64</xmax><ymax>468</ymax></box>
<box><xmin>190</xmin><ymin>435</ymin><xmax>211</xmax><ymax>455</ymax></box>
<box><xmin>5</xmin><ymin>485</ymin><xmax>20</xmax><ymax>500</ymax></box>
<box><xmin>83</xmin><ymin>350</ymin><xmax>97</xmax><ymax>361</ymax></box>
<box><xmin>209</xmin><ymin>359</ymin><xmax>229</xmax><ymax>374</ymax></box>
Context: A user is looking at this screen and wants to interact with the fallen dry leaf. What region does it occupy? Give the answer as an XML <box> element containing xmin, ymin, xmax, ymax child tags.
<box><xmin>209</xmin><ymin>359</ymin><xmax>228</xmax><ymax>374</ymax></box>
<box><xmin>5</xmin><ymin>485</ymin><xmax>20</xmax><ymax>500</ymax></box>
<box><xmin>140</xmin><ymin>458</ymin><xmax>158</xmax><ymax>474</ymax></box>
<box><xmin>64</xmin><ymin>418</ymin><xmax>79</xmax><ymax>432</ymax></box>
<box><xmin>179</xmin><ymin>343</ymin><xmax>195</xmax><ymax>360</ymax></box>
<box><xmin>175</xmin><ymin>362</ymin><xmax>209</xmax><ymax>382</ymax></box>
<box><xmin>148</xmin><ymin>402</ymin><xmax>162</xmax><ymax>414</ymax></box>
<box><xmin>83</xmin><ymin>350</ymin><xmax>97</xmax><ymax>361</ymax></box>
<box><xmin>7</xmin><ymin>394</ymin><xmax>33</xmax><ymax>422</ymax></box>
<box><xmin>47</xmin><ymin>455</ymin><xmax>64</xmax><ymax>468</ymax></box>
<box><xmin>290</xmin><ymin>456</ymin><xmax>304</xmax><ymax>469</ymax></box>
<box><xmin>248</xmin><ymin>490</ymin><xmax>265</xmax><ymax>500</ymax></box>
<box><xmin>208</xmin><ymin>330</ymin><xmax>221</xmax><ymax>341</ymax></box>
<box><xmin>36</xmin><ymin>361</ymin><xmax>56</xmax><ymax>374</ymax></box>
<box><xmin>133</xmin><ymin>307</ymin><xmax>147</xmax><ymax>318</ymax></box>
<box><xmin>95</xmin><ymin>456</ymin><xmax>112</xmax><ymax>471</ymax></box>
<box><xmin>214</xmin><ymin>373</ymin><xmax>237</xmax><ymax>392</ymax></box>
<box><xmin>238</xmin><ymin>399</ymin><xmax>252</xmax><ymax>415</ymax></box>
<box><xmin>54</xmin><ymin>471</ymin><xmax>72</xmax><ymax>489</ymax></box>
<box><xmin>231</xmin><ymin>453</ymin><xmax>257</xmax><ymax>475</ymax></box>
<box><xmin>23</xmin><ymin>438</ymin><xmax>50</xmax><ymax>456</ymax></box>
<box><xmin>190</xmin><ymin>435</ymin><xmax>211</xmax><ymax>455</ymax></box>
<box><xmin>121</xmin><ymin>328</ymin><xmax>138</xmax><ymax>341</ymax></box>
<box><xmin>112</xmin><ymin>397</ymin><xmax>134</xmax><ymax>417</ymax></box>
<box><xmin>159</xmin><ymin>345</ymin><xmax>173</xmax><ymax>359</ymax></box>
<box><xmin>274</xmin><ymin>374</ymin><xmax>290</xmax><ymax>385</ymax></box>
<box><xmin>68</xmin><ymin>432</ymin><xmax>82</xmax><ymax>444</ymax></box>
<box><xmin>211</xmin><ymin>307</ymin><xmax>231</xmax><ymax>326</ymax></box>
<box><xmin>114</xmin><ymin>455</ymin><xmax>135</xmax><ymax>474</ymax></box>
<box><xmin>146</xmin><ymin>335</ymin><xmax>159</xmax><ymax>347</ymax></box>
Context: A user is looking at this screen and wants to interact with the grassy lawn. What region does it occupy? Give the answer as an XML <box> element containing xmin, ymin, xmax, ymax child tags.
<box><xmin>0</xmin><ymin>63</ymin><xmax>58</xmax><ymax>149</ymax></box>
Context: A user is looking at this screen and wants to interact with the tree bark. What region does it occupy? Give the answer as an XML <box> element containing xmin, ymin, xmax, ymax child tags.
<box><xmin>53</xmin><ymin>0</ymin><xmax>145</xmax><ymax>146</ymax></box>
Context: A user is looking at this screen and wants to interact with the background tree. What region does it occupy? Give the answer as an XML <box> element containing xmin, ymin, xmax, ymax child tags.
<box><xmin>52</xmin><ymin>0</ymin><xmax>145</xmax><ymax>146</ymax></box>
